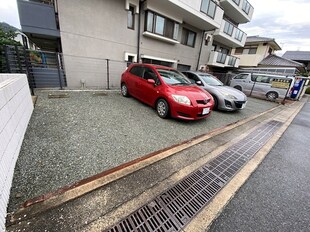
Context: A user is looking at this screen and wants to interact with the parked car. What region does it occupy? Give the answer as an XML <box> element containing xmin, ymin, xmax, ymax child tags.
<box><xmin>230</xmin><ymin>73</ymin><xmax>294</xmax><ymax>101</ymax></box>
<box><xmin>182</xmin><ymin>71</ymin><xmax>247</xmax><ymax>111</ymax></box>
<box><xmin>121</xmin><ymin>64</ymin><xmax>214</xmax><ymax>120</ymax></box>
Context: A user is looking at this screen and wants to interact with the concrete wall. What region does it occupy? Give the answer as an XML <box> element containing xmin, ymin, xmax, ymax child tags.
<box><xmin>58</xmin><ymin>0</ymin><xmax>212</xmax><ymax>88</ymax></box>
<box><xmin>0</xmin><ymin>74</ymin><xmax>33</xmax><ymax>232</ymax></box>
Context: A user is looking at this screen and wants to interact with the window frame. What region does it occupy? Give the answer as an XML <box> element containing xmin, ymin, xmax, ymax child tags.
<box><xmin>127</xmin><ymin>5</ymin><xmax>135</xmax><ymax>30</ymax></box>
<box><xmin>145</xmin><ymin>11</ymin><xmax>179</xmax><ymax>41</ymax></box>
<box><xmin>181</xmin><ymin>28</ymin><xmax>197</xmax><ymax>47</ymax></box>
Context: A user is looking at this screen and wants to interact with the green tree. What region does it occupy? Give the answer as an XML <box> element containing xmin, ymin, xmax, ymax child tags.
<box><xmin>0</xmin><ymin>22</ymin><xmax>21</xmax><ymax>46</ymax></box>
<box><xmin>0</xmin><ymin>22</ymin><xmax>21</xmax><ymax>72</ymax></box>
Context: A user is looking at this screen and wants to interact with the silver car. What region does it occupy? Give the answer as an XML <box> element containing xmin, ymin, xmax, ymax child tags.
<box><xmin>182</xmin><ymin>71</ymin><xmax>247</xmax><ymax>111</ymax></box>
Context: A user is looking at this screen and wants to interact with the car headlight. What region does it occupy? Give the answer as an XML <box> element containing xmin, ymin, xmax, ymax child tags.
<box><xmin>219</xmin><ymin>91</ymin><xmax>237</xmax><ymax>100</ymax></box>
<box><xmin>172</xmin><ymin>94</ymin><xmax>191</xmax><ymax>105</ymax></box>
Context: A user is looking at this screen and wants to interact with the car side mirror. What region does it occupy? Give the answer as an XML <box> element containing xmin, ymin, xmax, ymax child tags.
<box><xmin>147</xmin><ymin>79</ymin><xmax>155</xmax><ymax>85</ymax></box>
<box><xmin>196</xmin><ymin>80</ymin><xmax>203</xmax><ymax>86</ymax></box>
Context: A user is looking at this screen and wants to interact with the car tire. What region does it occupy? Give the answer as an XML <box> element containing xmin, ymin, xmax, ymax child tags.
<box><xmin>212</xmin><ymin>95</ymin><xmax>218</xmax><ymax>110</ymax></box>
<box><xmin>266</xmin><ymin>91</ymin><xmax>278</xmax><ymax>101</ymax></box>
<box><xmin>156</xmin><ymin>99</ymin><xmax>169</xmax><ymax>119</ymax></box>
<box><xmin>234</xmin><ymin>86</ymin><xmax>242</xmax><ymax>91</ymax></box>
<box><xmin>121</xmin><ymin>83</ymin><xmax>129</xmax><ymax>97</ymax></box>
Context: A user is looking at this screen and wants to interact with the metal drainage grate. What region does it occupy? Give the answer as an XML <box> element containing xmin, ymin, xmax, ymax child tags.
<box><xmin>92</xmin><ymin>92</ymin><xmax>108</xmax><ymax>96</ymax></box>
<box><xmin>105</xmin><ymin>120</ymin><xmax>282</xmax><ymax>232</ymax></box>
<box><xmin>48</xmin><ymin>93</ymin><xmax>69</xmax><ymax>98</ymax></box>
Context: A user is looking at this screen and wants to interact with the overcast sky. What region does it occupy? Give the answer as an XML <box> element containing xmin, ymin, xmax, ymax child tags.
<box><xmin>0</xmin><ymin>0</ymin><xmax>309</xmax><ymax>55</ymax></box>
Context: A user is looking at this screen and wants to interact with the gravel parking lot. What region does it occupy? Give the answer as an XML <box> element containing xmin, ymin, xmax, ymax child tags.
<box><xmin>8</xmin><ymin>90</ymin><xmax>278</xmax><ymax>212</ymax></box>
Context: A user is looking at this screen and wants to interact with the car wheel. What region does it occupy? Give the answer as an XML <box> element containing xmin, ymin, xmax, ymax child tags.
<box><xmin>234</xmin><ymin>86</ymin><xmax>242</xmax><ymax>91</ymax></box>
<box><xmin>121</xmin><ymin>83</ymin><xmax>129</xmax><ymax>97</ymax></box>
<box><xmin>212</xmin><ymin>95</ymin><xmax>218</xmax><ymax>110</ymax></box>
<box><xmin>156</xmin><ymin>99</ymin><xmax>169</xmax><ymax>119</ymax></box>
<box><xmin>266</xmin><ymin>91</ymin><xmax>278</xmax><ymax>101</ymax></box>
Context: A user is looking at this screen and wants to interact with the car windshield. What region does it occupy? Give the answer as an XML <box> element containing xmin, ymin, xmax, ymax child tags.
<box><xmin>157</xmin><ymin>69</ymin><xmax>192</xmax><ymax>85</ymax></box>
<box><xmin>199</xmin><ymin>74</ymin><xmax>223</xmax><ymax>86</ymax></box>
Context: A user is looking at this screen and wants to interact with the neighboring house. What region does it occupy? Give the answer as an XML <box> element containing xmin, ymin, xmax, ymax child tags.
<box><xmin>17</xmin><ymin>0</ymin><xmax>254</xmax><ymax>88</ymax></box>
<box><xmin>240</xmin><ymin>54</ymin><xmax>306</xmax><ymax>75</ymax></box>
<box><xmin>231</xmin><ymin>36</ymin><xmax>281</xmax><ymax>68</ymax></box>
<box><xmin>282</xmin><ymin>51</ymin><xmax>310</xmax><ymax>71</ymax></box>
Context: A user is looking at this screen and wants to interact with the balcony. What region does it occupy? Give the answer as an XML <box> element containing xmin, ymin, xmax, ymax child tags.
<box><xmin>145</xmin><ymin>0</ymin><xmax>224</xmax><ymax>30</ymax></box>
<box><xmin>17</xmin><ymin>0</ymin><xmax>60</xmax><ymax>50</ymax></box>
<box><xmin>219</xmin><ymin>0</ymin><xmax>254</xmax><ymax>23</ymax></box>
<box><xmin>207</xmin><ymin>51</ymin><xmax>240</xmax><ymax>68</ymax></box>
<box><xmin>213</xmin><ymin>19</ymin><xmax>247</xmax><ymax>47</ymax></box>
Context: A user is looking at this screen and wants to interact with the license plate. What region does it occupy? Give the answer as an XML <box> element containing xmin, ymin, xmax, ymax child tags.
<box><xmin>202</xmin><ymin>108</ymin><xmax>210</xmax><ymax>115</ymax></box>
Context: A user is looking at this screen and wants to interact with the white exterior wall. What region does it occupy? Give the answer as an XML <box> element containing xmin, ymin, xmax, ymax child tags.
<box><xmin>0</xmin><ymin>74</ymin><xmax>33</xmax><ymax>232</ymax></box>
<box><xmin>233</xmin><ymin>43</ymin><xmax>271</xmax><ymax>67</ymax></box>
<box><xmin>58</xmin><ymin>0</ymin><xmax>221</xmax><ymax>88</ymax></box>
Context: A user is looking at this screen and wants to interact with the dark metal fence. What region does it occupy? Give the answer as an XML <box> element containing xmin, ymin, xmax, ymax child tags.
<box><xmin>1</xmin><ymin>45</ymin><xmax>239</xmax><ymax>93</ymax></box>
<box><xmin>1</xmin><ymin>45</ymin><xmax>66</xmax><ymax>94</ymax></box>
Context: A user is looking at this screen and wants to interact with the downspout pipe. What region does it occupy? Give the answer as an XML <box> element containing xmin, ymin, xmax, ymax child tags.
<box><xmin>137</xmin><ymin>0</ymin><xmax>146</xmax><ymax>63</ymax></box>
<box><xmin>196</xmin><ymin>31</ymin><xmax>206</xmax><ymax>71</ymax></box>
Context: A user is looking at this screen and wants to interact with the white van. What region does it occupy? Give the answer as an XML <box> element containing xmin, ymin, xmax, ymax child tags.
<box><xmin>230</xmin><ymin>73</ymin><xmax>294</xmax><ymax>100</ymax></box>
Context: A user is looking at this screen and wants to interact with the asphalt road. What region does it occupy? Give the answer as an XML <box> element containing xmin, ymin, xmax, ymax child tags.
<box><xmin>8</xmin><ymin>90</ymin><xmax>277</xmax><ymax>213</ymax></box>
<box><xmin>209</xmin><ymin>98</ymin><xmax>310</xmax><ymax>232</ymax></box>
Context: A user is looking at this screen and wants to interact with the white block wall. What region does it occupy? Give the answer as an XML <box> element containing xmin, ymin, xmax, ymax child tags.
<box><xmin>0</xmin><ymin>74</ymin><xmax>33</xmax><ymax>232</ymax></box>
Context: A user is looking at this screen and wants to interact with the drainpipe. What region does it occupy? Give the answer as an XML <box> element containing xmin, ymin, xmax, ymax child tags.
<box><xmin>196</xmin><ymin>31</ymin><xmax>206</xmax><ymax>71</ymax></box>
<box><xmin>137</xmin><ymin>0</ymin><xmax>146</xmax><ymax>63</ymax></box>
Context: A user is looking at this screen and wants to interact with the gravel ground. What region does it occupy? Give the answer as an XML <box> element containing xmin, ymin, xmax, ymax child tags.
<box><xmin>8</xmin><ymin>90</ymin><xmax>277</xmax><ymax>212</ymax></box>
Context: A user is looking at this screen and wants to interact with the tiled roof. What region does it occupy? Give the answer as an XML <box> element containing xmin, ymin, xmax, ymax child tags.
<box><xmin>246</xmin><ymin>36</ymin><xmax>281</xmax><ymax>50</ymax></box>
<box><xmin>259</xmin><ymin>54</ymin><xmax>304</xmax><ymax>67</ymax></box>
<box><xmin>282</xmin><ymin>51</ymin><xmax>310</xmax><ymax>61</ymax></box>
<box><xmin>246</xmin><ymin>36</ymin><xmax>275</xmax><ymax>43</ymax></box>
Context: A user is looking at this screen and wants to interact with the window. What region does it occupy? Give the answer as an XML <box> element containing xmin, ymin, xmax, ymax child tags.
<box><xmin>243</xmin><ymin>46</ymin><xmax>257</xmax><ymax>54</ymax></box>
<box><xmin>181</xmin><ymin>28</ymin><xmax>196</xmax><ymax>47</ymax></box>
<box><xmin>129</xmin><ymin>66</ymin><xmax>144</xmax><ymax>78</ymax></box>
<box><xmin>201</xmin><ymin>0</ymin><xmax>217</xmax><ymax>19</ymax></box>
<box><xmin>127</xmin><ymin>6</ymin><xmax>135</xmax><ymax>29</ymax></box>
<box><xmin>145</xmin><ymin>11</ymin><xmax>179</xmax><ymax>40</ymax></box>
<box><xmin>235</xmin><ymin>47</ymin><xmax>243</xmax><ymax>55</ymax></box>
<box><xmin>252</xmin><ymin>75</ymin><xmax>271</xmax><ymax>83</ymax></box>
<box><xmin>242</xmin><ymin>0</ymin><xmax>251</xmax><ymax>14</ymax></box>
<box><xmin>233</xmin><ymin>74</ymin><xmax>249</xmax><ymax>80</ymax></box>
<box><xmin>177</xmin><ymin>64</ymin><xmax>191</xmax><ymax>71</ymax></box>
<box><xmin>223</xmin><ymin>21</ymin><xmax>234</xmax><ymax>36</ymax></box>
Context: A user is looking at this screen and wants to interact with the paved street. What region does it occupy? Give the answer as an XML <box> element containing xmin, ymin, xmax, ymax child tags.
<box><xmin>209</xmin><ymin>98</ymin><xmax>310</xmax><ymax>232</ymax></box>
<box><xmin>8</xmin><ymin>90</ymin><xmax>277</xmax><ymax>213</ymax></box>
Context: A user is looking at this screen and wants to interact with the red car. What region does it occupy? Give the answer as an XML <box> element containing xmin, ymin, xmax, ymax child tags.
<box><xmin>121</xmin><ymin>64</ymin><xmax>214</xmax><ymax>120</ymax></box>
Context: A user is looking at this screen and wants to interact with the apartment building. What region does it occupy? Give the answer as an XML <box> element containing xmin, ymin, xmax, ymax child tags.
<box><xmin>17</xmin><ymin>0</ymin><xmax>254</xmax><ymax>88</ymax></box>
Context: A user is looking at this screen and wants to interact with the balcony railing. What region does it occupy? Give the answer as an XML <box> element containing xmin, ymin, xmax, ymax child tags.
<box><xmin>214</xmin><ymin>19</ymin><xmax>246</xmax><ymax>47</ymax></box>
<box><xmin>201</xmin><ymin>0</ymin><xmax>217</xmax><ymax>19</ymax></box>
<box><xmin>234</xmin><ymin>27</ymin><xmax>245</xmax><ymax>42</ymax></box>
<box><xmin>242</xmin><ymin>0</ymin><xmax>253</xmax><ymax>15</ymax></box>
<box><xmin>208</xmin><ymin>51</ymin><xmax>240</xmax><ymax>68</ymax></box>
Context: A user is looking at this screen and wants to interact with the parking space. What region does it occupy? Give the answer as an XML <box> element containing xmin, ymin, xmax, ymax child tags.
<box><xmin>8</xmin><ymin>90</ymin><xmax>278</xmax><ymax>212</ymax></box>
